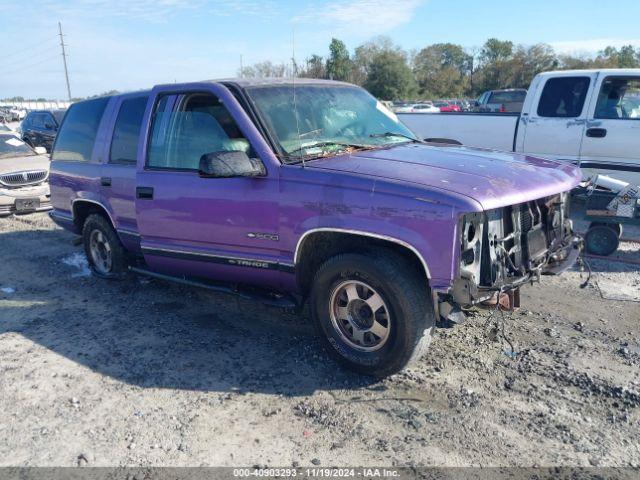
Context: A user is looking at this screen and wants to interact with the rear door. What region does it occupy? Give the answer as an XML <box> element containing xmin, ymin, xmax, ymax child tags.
<box><xmin>520</xmin><ymin>74</ymin><xmax>596</xmax><ymax>161</ymax></box>
<box><xmin>579</xmin><ymin>73</ymin><xmax>640</xmax><ymax>186</ymax></box>
<box><xmin>134</xmin><ymin>83</ymin><xmax>284</xmax><ymax>288</ymax></box>
<box><xmin>99</xmin><ymin>94</ymin><xmax>148</xmax><ymax>248</ymax></box>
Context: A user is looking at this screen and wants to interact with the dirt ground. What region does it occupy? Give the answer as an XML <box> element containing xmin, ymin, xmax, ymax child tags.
<box><xmin>1</xmin><ymin>212</ymin><xmax>639</xmax><ymax>468</ymax></box>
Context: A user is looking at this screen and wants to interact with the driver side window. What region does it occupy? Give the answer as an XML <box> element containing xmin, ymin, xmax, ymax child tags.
<box><xmin>147</xmin><ymin>92</ymin><xmax>253</xmax><ymax>170</ymax></box>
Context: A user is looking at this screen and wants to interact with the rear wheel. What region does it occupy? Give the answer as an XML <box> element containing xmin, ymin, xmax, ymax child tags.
<box><xmin>310</xmin><ymin>251</ymin><xmax>434</xmax><ymax>377</ymax></box>
<box><xmin>82</xmin><ymin>214</ymin><xmax>128</xmax><ymax>278</ymax></box>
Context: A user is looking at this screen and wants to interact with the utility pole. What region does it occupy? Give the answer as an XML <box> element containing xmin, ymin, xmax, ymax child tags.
<box><xmin>58</xmin><ymin>22</ymin><xmax>72</xmax><ymax>101</ymax></box>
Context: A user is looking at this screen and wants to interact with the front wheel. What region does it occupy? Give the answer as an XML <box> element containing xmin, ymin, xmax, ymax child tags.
<box><xmin>310</xmin><ymin>251</ymin><xmax>435</xmax><ymax>377</ymax></box>
<box><xmin>82</xmin><ymin>214</ymin><xmax>128</xmax><ymax>279</ymax></box>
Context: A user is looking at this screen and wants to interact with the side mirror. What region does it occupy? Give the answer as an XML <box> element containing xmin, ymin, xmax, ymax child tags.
<box><xmin>34</xmin><ymin>146</ymin><xmax>47</xmax><ymax>155</ymax></box>
<box><xmin>198</xmin><ymin>151</ymin><xmax>265</xmax><ymax>178</ymax></box>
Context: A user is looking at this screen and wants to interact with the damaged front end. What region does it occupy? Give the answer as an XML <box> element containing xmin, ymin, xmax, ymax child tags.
<box><xmin>447</xmin><ymin>192</ymin><xmax>581</xmax><ymax>312</ymax></box>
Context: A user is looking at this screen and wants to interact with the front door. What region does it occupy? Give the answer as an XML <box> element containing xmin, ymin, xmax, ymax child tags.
<box><xmin>520</xmin><ymin>74</ymin><xmax>595</xmax><ymax>162</ymax></box>
<box><xmin>135</xmin><ymin>84</ymin><xmax>284</xmax><ymax>289</ymax></box>
<box><xmin>580</xmin><ymin>73</ymin><xmax>640</xmax><ymax>186</ymax></box>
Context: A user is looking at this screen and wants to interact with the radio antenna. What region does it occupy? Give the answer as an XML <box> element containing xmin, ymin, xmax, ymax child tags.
<box><xmin>291</xmin><ymin>26</ymin><xmax>304</xmax><ymax>168</ymax></box>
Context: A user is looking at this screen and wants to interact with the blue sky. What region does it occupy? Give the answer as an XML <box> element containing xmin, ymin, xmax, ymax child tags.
<box><xmin>1</xmin><ymin>0</ymin><xmax>639</xmax><ymax>99</ymax></box>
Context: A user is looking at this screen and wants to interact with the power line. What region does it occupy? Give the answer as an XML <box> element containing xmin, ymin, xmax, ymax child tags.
<box><xmin>2</xmin><ymin>55</ymin><xmax>60</xmax><ymax>76</ymax></box>
<box><xmin>0</xmin><ymin>37</ymin><xmax>57</xmax><ymax>61</ymax></box>
<box><xmin>2</xmin><ymin>45</ymin><xmax>60</xmax><ymax>70</ymax></box>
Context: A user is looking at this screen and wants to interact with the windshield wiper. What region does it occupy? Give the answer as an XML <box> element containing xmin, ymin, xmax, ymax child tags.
<box><xmin>369</xmin><ymin>132</ymin><xmax>423</xmax><ymax>143</ymax></box>
<box><xmin>286</xmin><ymin>140</ymin><xmax>368</xmax><ymax>158</ymax></box>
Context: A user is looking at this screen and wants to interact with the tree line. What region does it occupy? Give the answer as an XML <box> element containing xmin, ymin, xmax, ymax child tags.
<box><xmin>239</xmin><ymin>37</ymin><xmax>640</xmax><ymax>100</ymax></box>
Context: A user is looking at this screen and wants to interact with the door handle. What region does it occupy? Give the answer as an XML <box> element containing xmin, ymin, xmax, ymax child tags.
<box><xmin>100</xmin><ymin>176</ymin><xmax>112</xmax><ymax>187</ymax></box>
<box><xmin>586</xmin><ymin>127</ymin><xmax>607</xmax><ymax>138</ymax></box>
<box><xmin>136</xmin><ymin>186</ymin><xmax>154</xmax><ymax>199</ymax></box>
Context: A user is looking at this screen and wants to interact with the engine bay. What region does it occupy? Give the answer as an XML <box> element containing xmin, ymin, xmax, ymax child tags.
<box><xmin>451</xmin><ymin>193</ymin><xmax>577</xmax><ymax>306</ymax></box>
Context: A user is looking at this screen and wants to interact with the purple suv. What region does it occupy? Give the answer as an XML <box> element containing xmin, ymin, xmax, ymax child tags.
<box><xmin>49</xmin><ymin>79</ymin><xmax>581</xmax><ymax>376</ymax></box>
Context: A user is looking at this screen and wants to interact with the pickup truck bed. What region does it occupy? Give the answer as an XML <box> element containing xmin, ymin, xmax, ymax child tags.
<box><xmin>399</xmin><ymin>112</ymin><xmax>520</xmax><ymax>151</ymax></box>
<box><xmin>399</xmin><ymin>69</ymin><xmax>640</xmax><ymax>188</ymax></box>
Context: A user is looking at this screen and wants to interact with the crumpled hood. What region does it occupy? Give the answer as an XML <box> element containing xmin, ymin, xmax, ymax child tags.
<box><xmin>306</xmin><ymin>143</ymin><xmax>582</xmax><ymax>210</ymax></box>
<box><xmin>0</xmin><ymin>154</ymin><xmax>50</xmax><ymax>176</ymax></box>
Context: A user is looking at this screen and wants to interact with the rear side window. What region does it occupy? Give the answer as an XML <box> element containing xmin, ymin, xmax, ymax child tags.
<box><xmin>52</xmin><ymin>97</ymin><xmax>109</xmax><ymax>162</ymax></box>
<box><xmin>594</xmin><ymin>76</ymin><xmax>640</xmax><ymax>120</ymax></box>
<box><xmin>537</xmin><ymin>77</ymin><xmax>590</xmax><ymax>118</ymax></box>
<box><xmin>109</xmin><ymin>96</ymin><xmax>148</xmax><ymax>164</ymax></box>
<box><xmin>31</xmin><ymin>114</ymin><xmax>45</xmax><ymax>128</ymax></box>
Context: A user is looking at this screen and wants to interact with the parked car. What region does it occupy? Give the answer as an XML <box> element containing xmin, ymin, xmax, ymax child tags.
<box><xmin>0</xmin><ymin>107</ymin><xmax>16</xmax><ymax>123</ymax></box>
<box><xmin>450</xmin><ymin>100</ymin><xmax>469</xmax><ymax>111</ymax></box>
<box><xmin>474</xmin><ymin>89</ymin><xmax>527</xmax><ymax>113</ymax></box>
<box><xmin>12</xmin><ymin>107</ymin><xmax>27</xmax><ymax>120</ymax></box>
<box><xmin>391</xmin><ymin>102</ymin><xmax>415</xmax><ymax>113</ymax></box>
<box><xmin>49</xmin><ymin>79</ymin><xmax>581</xmax><ymax>376</ymax></box>
<box><xmin>434</xmin><ymin>101</ymin><xmax>461</xmax><ymax>112</ymax></box>
<box><xmin>410</xmin><ymin>103</ymin><xmax>440</xmax><ymax>113</ymax></box>
<box><xmin>0</xmin><ymin>131</ymin><xmax>51</xmax><ymax>216</ymax></box>
<box><xmin>398</xmin><ymin>69</ymin><xmax>640</xmax><ymax>187</ymax></box>
<box><xmin>21</xmin><ymin>109</ymin><xmax>66</xmax><ymax>152</ymax></box>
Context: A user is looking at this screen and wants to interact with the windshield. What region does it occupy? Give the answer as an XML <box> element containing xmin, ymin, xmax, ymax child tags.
<box><xmin>0</xmin><ymin>135</ymin><xmax>35</xmax><ymax>159</ymax></box>
<box><xmin>246</xmin><ymin>84</ymin><xmax>418</xmax><ymax>163</ymax></box>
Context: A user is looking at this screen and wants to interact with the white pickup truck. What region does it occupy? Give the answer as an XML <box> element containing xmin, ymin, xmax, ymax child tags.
<box><xmin>399</xmin><ymin>69</ymin><xmax>640</xmax><ymax>186</ymax></box>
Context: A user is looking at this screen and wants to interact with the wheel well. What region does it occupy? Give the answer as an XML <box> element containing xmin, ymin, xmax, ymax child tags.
<box><xmin>72</xmin><ymin>201</ymin><xmax>112</xmax><ymax>231</ymax></box>
<box><xmin>295</xmin><ymin>231</ymin><xmax>429</xmax><ymax>296</ymax></box>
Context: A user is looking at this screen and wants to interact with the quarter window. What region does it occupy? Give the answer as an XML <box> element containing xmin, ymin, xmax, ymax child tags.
<box><xmin>52</xmin><ymin>97</ymin><xmax>109</xmax><ymax>162</ymax></box>
<box><xmin>537</xmin><ymin>77</ymin><xmax>590</xmax><ymax>118</ymax></box>
<box><xmin>109</xmin><ymin>96</ymin><xmax>148</xmax><ymax>164</ymax></box>
<box><xmin>147</xmin><ymin>92</ymin><xmax>252</xmax><ymax>170</ymax></box>
<box><xmin>594</xmin><ymin>76</ymin><xmax>640</xmax><ymax>120</ymax></box>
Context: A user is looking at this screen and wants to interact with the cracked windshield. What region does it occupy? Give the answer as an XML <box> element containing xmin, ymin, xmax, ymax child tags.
<box><xmin>247</xmin><ymin>84</ymin><xmax>418</xmax><ymax>162</ymax></box>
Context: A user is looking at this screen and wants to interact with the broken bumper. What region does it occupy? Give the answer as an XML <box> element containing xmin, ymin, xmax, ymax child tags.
<box><xmin>542</xmin><ymin>236</ymin><xmax>582</xmax><ymax>275</ymax></box>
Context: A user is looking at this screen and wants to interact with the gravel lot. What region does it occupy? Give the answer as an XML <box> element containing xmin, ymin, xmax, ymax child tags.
<box><xmin>1</xmin><ymin>212</ymin><xmax>639</xmax><ymax>468</ymax></box>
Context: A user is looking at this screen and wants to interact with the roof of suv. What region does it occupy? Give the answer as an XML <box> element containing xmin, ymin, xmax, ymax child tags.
<box><xmin>71</xmin><ymin>78</ymin><xmax>353</xmax><ymax>105</ymax></box>
<box><xmin>217</xmin><ymin>77</ymin><xmax>352</xmax><ymax>88</ymax></box>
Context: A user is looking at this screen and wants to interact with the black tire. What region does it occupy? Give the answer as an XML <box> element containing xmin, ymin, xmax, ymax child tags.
<box><xmin>310</xmin><ymin>250</ymin><xmax>435</xmax><ymax>377</ymax></box>
<box><xmin>585</xmin><ymin>224</ymin><xmax>619</xmax><ymax>256</ymax></box>
<box><xmin>82</xmin><ymin>214</ymin><xmax>128</xmax><ymax>279</ymax></box>
<box><xmin>589</xmin><ymin>221</ymin><xmax>623</xmax><ymax>239</ymax></box>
